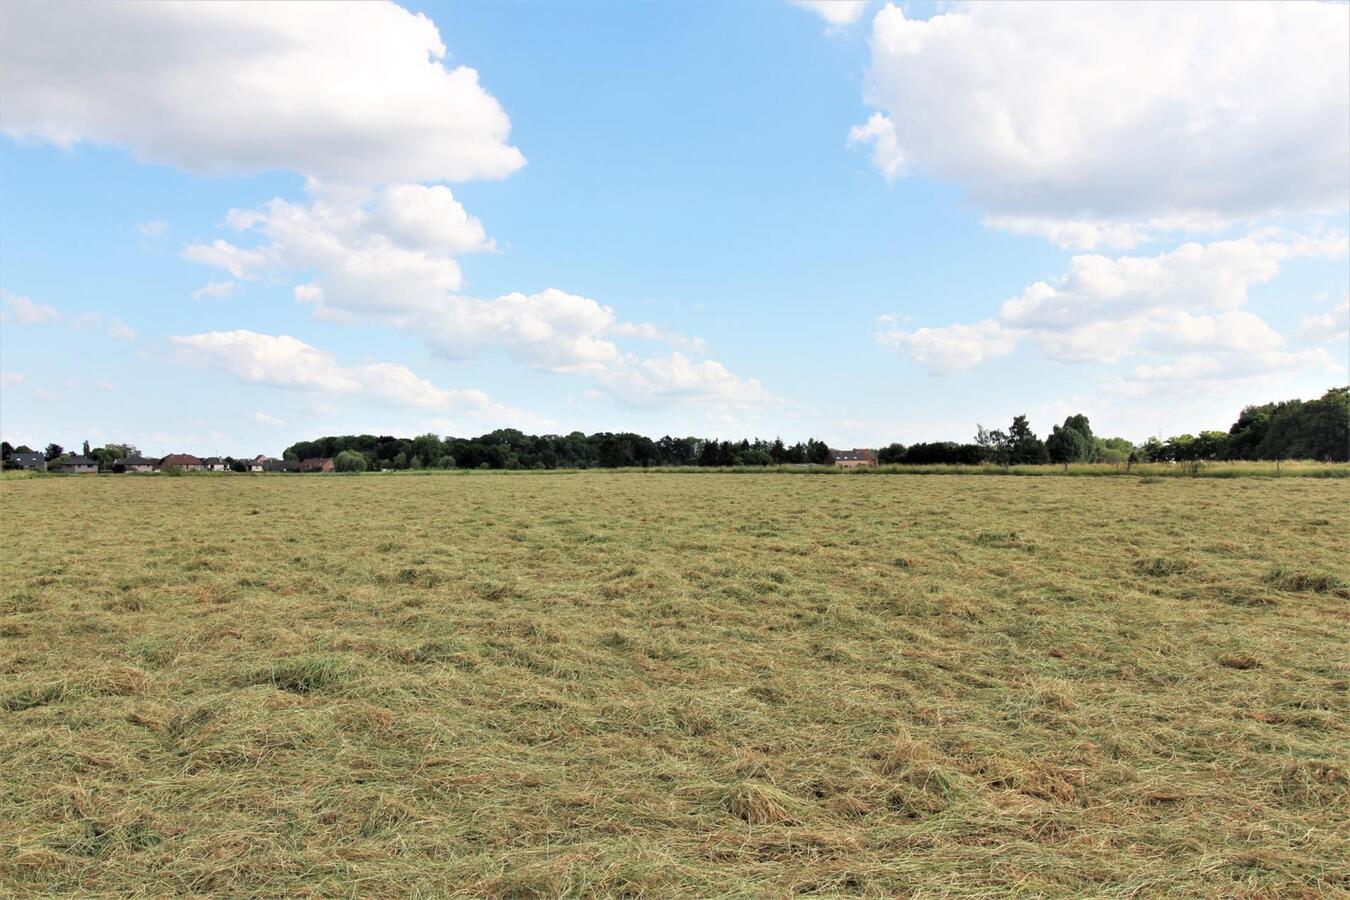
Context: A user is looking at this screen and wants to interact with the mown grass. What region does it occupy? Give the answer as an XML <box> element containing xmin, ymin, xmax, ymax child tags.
<box><xmin>1</xmin><ymin>473</ymin><xmax>1347</xmax><ymax>896</ymax></box>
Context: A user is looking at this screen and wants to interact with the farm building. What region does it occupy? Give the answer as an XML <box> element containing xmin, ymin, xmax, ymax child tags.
<box><xmin>61</xmin><ymin>455</ymin><xmax>99</xmax><ymax>474</ymax></box>
<box><xmin>114</xmin><ymin>455</ymin><xmax>158</xmax><ymax>473</ymax></box>
<box><xmin>8</xmin><ymin>452</ymin><xmax>47</xmax><ymax>471</ymax></box>
<box><xmin>159</xmin><ymin>453</ymin><xmax>204</xmax><ymax>471</ymax></box>
<box><xmin>263</xmin><ymin>459</ymin><xmax>299</xmax><ymax>473</ymax></box>
<box><xmin>299</xmin><ymin>457</ymin><xmax>335</xmax><ymax>473</ymax></box>
<box><xmin>202</xmin><ymin>457</ymin><xmax>231</xmax><ymax>472</ymax></box>
<box><xmin>833</xmin><ymin>449</ymin><xmax>878</xmax><ymax>468</ymax></box>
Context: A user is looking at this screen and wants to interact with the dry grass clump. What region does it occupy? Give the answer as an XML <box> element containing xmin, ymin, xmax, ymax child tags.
<box><xmin>1264</xmin><ymin>564</ymin><xmax>1348</xmax><ymax>596</ymax></box>
<box><xmin>1</xmin><ymin>472</ymin><xmax>1348</xmax><ymax>895</ymax></box>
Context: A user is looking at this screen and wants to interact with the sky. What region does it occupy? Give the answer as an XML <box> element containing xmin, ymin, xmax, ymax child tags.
<box><xmin>0</xmin><ymin>0</ymin><xmax>1347</xmax><ymax>457</ymax></box>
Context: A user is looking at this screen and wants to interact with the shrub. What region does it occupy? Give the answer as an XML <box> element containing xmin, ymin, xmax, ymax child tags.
<box><xmin>334</xmin><ymin>450</ymin><xmax>367</xmax><ymax>473</ymax></box>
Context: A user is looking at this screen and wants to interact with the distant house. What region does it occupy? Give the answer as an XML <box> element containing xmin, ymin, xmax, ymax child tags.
<box><xmin>249</xmin><ymin>455</ymin><xmax>271</xmax><ymax>472</ymax></box>
<box><xmin>61</xmin><ymin>454</ymin><xmax>99</xmax><ymax>474</ymax></box>
<box><xmin>114</xmin><ymin>455</ymin><xmax>158</xmax><ymax>473</ymax></box>
<box><xmin>8</xmin><ymin>452</ymin><xmax>47</xmax><ymax>472</ymax></box>
<box><xmin>298</xmin><ymin>457</ymin><xmax>335</xmax><ymax>473</ymax></box>
<box><xmin>202</xmin><ymin>456</ymin><xmax>231</xmax><ymax>472</ymax></box>
<box><xmin>159</xmin><ymin>453</ymin><xmax>204</xmax><ymax>471</ymax></box>
<box><xmin>263</xmin><ymin>458</ymin><xmax>299</xmax><ymax>473</ymax></box>
<box><xmin>833</xmin><ymin>449</ymin><xmax>878</xmax><ymax>469</ymax></box>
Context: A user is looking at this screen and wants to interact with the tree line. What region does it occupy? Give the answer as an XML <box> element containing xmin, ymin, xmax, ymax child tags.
<box><xmin>279</xmin><ymin>387</ymin><xmax>1345</xmax><ymax>471</ymax></box>
<box><xmin>282</xmin><ymin>433</ymin><xmax>837</xmax><ymax>472</ymax></box>
<box><xmin>4</xmin><ymin>386</ymin><xmax>1346</xmax><ymax>472</ymax></box>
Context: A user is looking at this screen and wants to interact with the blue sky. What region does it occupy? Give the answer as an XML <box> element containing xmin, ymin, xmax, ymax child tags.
<box><xmin>1</xmin><ymin>0</ymin><xmax>1346</xmax><ymax>457</ymax></box>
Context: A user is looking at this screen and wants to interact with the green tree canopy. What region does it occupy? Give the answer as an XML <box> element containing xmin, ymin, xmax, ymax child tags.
<box><xmin>334</xmin><ymin>450</ymin><xmax>367</xmax><ymax>473</ymax></box>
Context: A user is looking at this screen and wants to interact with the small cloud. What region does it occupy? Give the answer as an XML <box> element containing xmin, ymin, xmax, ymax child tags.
<box><xmin>1300</xmin><ymin>293</ymin><xmax>1350</xmax><ymax>345</ymax></box>
<box><xmin>194</xmin><ymin>280</ymin><xmax>238</xmax><ymax>301</ymax></box>
<box><xmin>0</xmin><ymin>371</ymin><xmax>25</xmax><ymax>386</ymax></box>
<box><xmin>9</xmin><ymin>295</ymin><xmax>138</xmax><ymax>339</ymax></box>
<box><xmin>106</xmin><ymin>318</ymin><xmax>136</xmax><ymax>340</ymax></box>
<box><xmin>254</xmin><ymin>411</ymin><xmax>287</xmax><ymax>427</ymax></box>
<box><xmin>137</xmin><ymin>219</ymin><xmax>169</xmax><ymax>237</ymax></box>
<box><xmin>1</xmin><ymin>290</ymin><xmax>59</xmax><ymax>323</ymax></box>
<box><xmin>94</xmin><ymin>379</ymin><xmax>115</xmax><ymax>391</ymax></box>
<box><xmin>790</xmin><ymin>0</ymin><xmax>869</xmax><ymax>30</ymax></box>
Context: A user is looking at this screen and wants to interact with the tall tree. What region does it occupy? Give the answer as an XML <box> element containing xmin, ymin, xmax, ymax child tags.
<box><xmin>1007</xmin><ymin>415</ymin><xmax>1049</xmax><ymax>465</ymax></box>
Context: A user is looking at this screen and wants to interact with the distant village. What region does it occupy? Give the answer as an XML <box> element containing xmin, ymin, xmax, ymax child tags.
<box><xmin>3</xmin><ymin>448</ymin><xmax>335</xmax><ymax>475</ymax></box>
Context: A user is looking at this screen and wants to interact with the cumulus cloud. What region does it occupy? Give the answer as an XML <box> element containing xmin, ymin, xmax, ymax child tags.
<box><xmin>599</xmin><ymin>352</ymin><xmax>773</xmax><ymax>410</ymax></box>
<box><xmin>1002</xmin><ymin>240</ymin><xmax>1288</xmax><ymax>328</ymax></box>
<box><xmin>0</xmin><ymin>1</ymin><xmax>524</xmax><ymax>185</ymax></box>
<box><xmin>172</xmin><ymin>331</ymin><xmax>360</xmax><ymax>394</ymax></box>
<box><xmin>182</xmin><ymin>190</ymin><xmax>763</xmax><ymax>410</ymax></box>
<box><xmin>136</xmin><ymin>219</ymin><xmax>168</xmax><ymax>238</ymax></box>
<box><xmin>999</xmin><ymin>238</ymin><xmax>1345</xmax><ymax>362</ymax></box>
<box><xmin>412</xmin><ymin>289</ymin><xmax>625</xmax><ymax>372</ymax></box>
<box><xmin>369</xmin><ymin>184</ymin><xmax>495</xmax><ymax>255</ymax></box>
<box><xmin>183</xmin><ymin>186</ymin><xmax>485</xmax><ymax>317</ymax></box>
<box><xmin>790</xmin><ymin>1</ymin><xmax>869</xmax><ymax>29</ymax></box>
<box><xmin>880</xmin><ymin>236</ymin><xmax>1347</xmax><ymax>375</ymax></box>
<box><xmin>853</xmin><ymin>2</ymin><xmax>1350</xmax><ymax>247</ymax></box>
<box><xmin>876</xmin><ymin>319</ymin><xmax>1016</xmax><ymax>375</ymax></box>
<box><xmin>194</xmin><ymin>281</ymin><xmax>238</xmax><ymax>301</ymax></box>
<box><xmin>1300</xmin><ymin>294</ymin><xmax>1350</xmax><ymax>346</ymax></box>
<box><xmin>1103</xmin><ymin>347</ymin><xmax>1345</xmax><ymax>405</ymax></box>
<box><xmin>170</xmin><ymin>329</ymin><xmax>537</xmax><ymax>425</ymax></box>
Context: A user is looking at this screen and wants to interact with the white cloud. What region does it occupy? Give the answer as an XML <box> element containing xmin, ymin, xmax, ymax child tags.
<box><xmin>254</xmin><ymin>411</ymin><xmax>287</xmax><ymax>428</ymax></box>
<box><xmin>181</xmin><ymin>240</ymin><xmax>275</xmax><ymax>281</ymax></box>
<box><xmin>599</xmin><ymin>352</ymin><xmax>773</xmax><ymax>410</ymax></box>
<box><xmin>0</xmin><ymin>371</ymin><xmax>25</xmax><ymax>387</ymax></box>
<box><xmin>182</xmin><ymin>189</ymin><xmax>759</xmax><ymax>406</ymax></box>
<box><xmin>1002</xmin><ymin>240</ymin><xmax>1287</xmax><ymax>328</ymax></box>
<box><xmin>137</xmin><ymin>219</ymin><xmax>168</xmax><ymax>238</ymax></box>
<box><xmin>104</xmin><ymin>319</ymin><xmax>136</xmax><ymax>340</ymax></box>
<box><xmin>1000</xmin><ymin>238</ymin><xmax>1344</xmax><ymax>362</ymax></box>
<box><xmin>369</xmin><ymin>184</ymin><xmax>495</xmax><ymax>255</ymax></box>
<box><xmin>1112</xmin><ymin>348</ymin><xmax>1343</xmax><ymax>396</ymax></box>
<box><xmin>172</xmin><ymin>331</ymin><xmax>360</xmax><ymax>394</ymax></box>
<box><xmin>1</xmin><ymin>290</ymin><xmax>58</xmax><ymax>323</ymax></box>
<box><xmin>1300</xmin><ymin>294</ymin><xmax>1350</xmax><ymax>346</ymax></box>
<box><xmin>186</xmin><ymin>192</ymin><xmax>621</xmax><ymax>373</ymax></box>
<box><xmin>183</xmin><ymin>187</ymin><xmax>480</xmax><ymax>317</ymax></box>
<box><xmin>877</xmin><ymin>319</ymin><xmax>1016</xmax><ymax>375</ymax></box>
<box><xmin>1</xmin><ymin>290</ymin><xmax>135</xmax><ymax>339</ymax></box>
<box><xmin>194</xmin><ymin>281</ymin><xmax>238</xmax><ymax>301</ymax></box>
<box><xmin>413</xmin><ymin>289</ymin><xmax>622</xmax><ymax>372</ymax></box>
<box><xmin>855</xmin><ymin>2</ymin><xmax>1350</xmax><ymax>247</ymax></box>
<box><xmin>846</xmin><ymin>113</ymin><xmax>903</xmax><ymax>180</ymax></box>
<box><xmin>880</xmin><ymin>236</ymin><xmax>1347</xmax><ymax>374</ymax></box>
<box><xmin>0</xmin><ymin>1</ymin><xmax>524</xmax><ymax>186</ymax></box>
<box><xmin>790</xmin><ymin>1</ymin><xmax>869</xmax><ymax>29</ymax></box>
<box><xmin>170</xmin><ymin>329</ymin><xmax>539</xmax><ymax>423</ymax></box>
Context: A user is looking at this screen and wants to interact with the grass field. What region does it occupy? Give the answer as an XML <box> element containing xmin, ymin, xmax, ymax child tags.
<box><xmin>1</xmin><ymin>472</ymin><xmax>1347</xmax><ymax>896</ymax></box>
